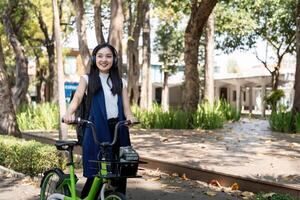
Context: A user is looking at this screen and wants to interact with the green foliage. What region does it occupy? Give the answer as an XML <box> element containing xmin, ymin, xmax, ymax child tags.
<box><xmin>269</xmin><ymin>109</ymin><xmax>300</xmax><ymax>133</ymax></box>
<box><xmin>17</xmin><ymin>103</ymin><xmax>59</xmax><ymax>130</ymax></box>
<box><xmin>215</xmin><ymin>0</ymin><xmax>296</xmax><ymax>54</ymax></box>
<box><xmin>295</xmin><ymin>113</ymin><xmax>300</xmax><ymax>133</ymax></box>
<box><xmin>132</xmin><ymin>103</ymin><xmax>191</xmax><ymax>129</ymax></box>
<box><xmin>193</xmin><ymin>102</ymin><xmax>224</xmax><ymax>130</ymax></box>
<box><xmin>154</xmin><ymin>20</ymin><xmax>184</xmax><ymax>74</ymax></box>
<box><xmin>268</xmin><ymin>110</ymin><xmax>293</xmax><ymax>133</ymax></box>
<box><xmin>265</xmin><ymin>89</ymin><xmax>285</xmax><ymax>112</ymax></box>
<box><xmin>132</xmin><ymin>101</ymin><xmax>240</xmax><ymax>130</ymax></box>
<box><xmin>255</xmin><ymin>193</ymin><xmax>300</xmax><ymax>200</ymax></box>
<box><xmin>0</xmin><ymin>135</ymin><xmax>65</xmax><ymax>177</ymax></box>
<box><xmin>217</xmin><ymin>100</ymin><xmax>241</xmax><ymax>121</ymax></box>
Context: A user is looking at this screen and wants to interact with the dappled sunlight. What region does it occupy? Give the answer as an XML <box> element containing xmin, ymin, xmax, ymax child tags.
<box><xmin>131</xmin><ymin>118</ymin><xmax>300</xmax><ymax>188</ymax></box>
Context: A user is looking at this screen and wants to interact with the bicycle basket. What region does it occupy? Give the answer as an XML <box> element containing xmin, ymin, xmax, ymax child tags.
<box><xmin>91</xmin><ymin>146</ymin><xmax>140</xmax><ymax>178</ymax></box>
<box><xmin>119</xmin><ymin>146</ymin><xmax>139</xmax><ymax>177</ymax></box>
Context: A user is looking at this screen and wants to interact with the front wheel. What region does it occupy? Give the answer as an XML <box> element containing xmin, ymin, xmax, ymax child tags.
<box><xmin>105</xmin><ymin>191</ymin><xmax>127</xmax><ymax>200</ymax></box>
<box><xmin>40</xmin><ymin>168</ymin><xmax>70</xmax><ymax>200</ymax></box>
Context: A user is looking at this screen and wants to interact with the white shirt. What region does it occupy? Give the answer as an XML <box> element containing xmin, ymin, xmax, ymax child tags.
<box><xmin>82</xmin><ymin>73</ymin><xmax>127</xmax><ymax>119</ymax></box>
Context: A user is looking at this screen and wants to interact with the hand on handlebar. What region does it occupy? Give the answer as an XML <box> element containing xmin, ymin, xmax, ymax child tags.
<box><xmin>126</xmin><ymin>116</ymin><xmax>138</xmax><ymax>124</ymax></box>
<box><xmin>62</xmin><ymin>113</ymin><xmax>76</xmax><ymax>124</ymax></box>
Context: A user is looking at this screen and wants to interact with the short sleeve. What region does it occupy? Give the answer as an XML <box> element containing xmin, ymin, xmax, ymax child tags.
<box><xmin>122</xmin><ymin>78</ymin><xmax>127</xmax><ymax>88</ymax></box>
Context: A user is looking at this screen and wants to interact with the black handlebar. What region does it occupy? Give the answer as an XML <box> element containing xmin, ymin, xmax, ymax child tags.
<box><xmin>62</xmin><ymin>118</ymin><xmax>139</xmax><ymax>147</ymax></box>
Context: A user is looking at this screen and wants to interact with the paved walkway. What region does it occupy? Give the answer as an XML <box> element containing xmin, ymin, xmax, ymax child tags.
<box><xmin>130</xmin><ymin>118</ymin><xmax>300</xmax><ymax>188</ymax></box>
<box><xmin>23</xmin><ymin>118</ymin><xmax>300</xmax><ymax>189</ymax></box>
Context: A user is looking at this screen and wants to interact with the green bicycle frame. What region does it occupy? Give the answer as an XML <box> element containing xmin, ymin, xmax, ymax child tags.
<box><xmin>60</xmin><ymin>160</ymin><xmax>108</xmax><ymax>200</ymax></box>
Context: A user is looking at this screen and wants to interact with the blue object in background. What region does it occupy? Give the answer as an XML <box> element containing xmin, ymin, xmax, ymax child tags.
<box><xmin>64</xmin><ymin>82</ymin><xmax>79</xmax><ymax>103</ymax></box>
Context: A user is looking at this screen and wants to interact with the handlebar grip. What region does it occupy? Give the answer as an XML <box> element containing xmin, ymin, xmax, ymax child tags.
<box><xmin>62</xmin><ymin>117</ymin><xmax>81</xmax><ymax>124</ymax></box>
<box><xmin>125</xmin><ymin>120</ymin><xmax>140</xmax><ymax>126</ymax></box>
<box><xmin>130</xmin><ymin>121</ymin><xmax>140</xmax><ymax>125</ymax></box>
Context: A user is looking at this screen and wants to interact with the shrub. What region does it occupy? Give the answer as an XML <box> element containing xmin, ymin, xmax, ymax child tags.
<box><xmin>132</xmin><ymin>103</ymin><xmax>191</xmax><ymax>129</ymax></box>
<box><xmin>193</xmin><ymin>102</ymin><xmax>224</xmax><ymax>130</ymax></box>
<box><xmin>255</xmin><ymin>193</ymin><xmax>300</xmax><ymax>200</ymax></box>
<box><xmin>295</xmin><ymin>113</ymin><xmax>300</xmax><ymax>133</ymax></box>
<box><xmin>132</xmin><ymin>101</ymin><xmax>239</xmax><ymax>130</ymax></box>
<box><xmin>265</xmin><ymin>89</ymin><xmax>285</xmax><ymax>113</ymax></box>
<box><xmin>17</xmin><ymin>103</ymin><xmax>59</xmax><ymax>131</ymax></box>
<box><xmin>268</xmin><ymin>110</ymin><xmax>293</xmax><ymax>133</ymax></box>
<box><xmin>0</xmin><ymin>135</ymin><xmax>65</xmax><ymax>177</ymax></box>
<box><xmin>217</xmin><ymin>100</ymin><xmax>241</xmax><ymax>121</ymax></box>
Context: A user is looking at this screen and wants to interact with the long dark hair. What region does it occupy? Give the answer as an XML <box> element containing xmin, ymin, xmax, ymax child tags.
<box><xmin>88</xmin><ymin>43</ymin><xmax>123</xmax><ymax>97</ymax></box>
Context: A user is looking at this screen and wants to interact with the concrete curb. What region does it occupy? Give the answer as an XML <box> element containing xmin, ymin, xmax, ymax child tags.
<box><xmin>0</xmin><ymin>165</ymin><xmax>26</xmax><ymax>179</ymax></box>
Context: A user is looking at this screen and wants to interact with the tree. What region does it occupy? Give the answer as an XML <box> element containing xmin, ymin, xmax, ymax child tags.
<box><xmin>293</xmin><ymin>0</ymin><xmax>300</xmax><ymax>114</ymax></box>
<box><xmin>154</xmin><ymin>21</ymin><xmax>183</xmax><ymax>111</ymax></box>
<box><xmin>140</xmin><ymin>1</ymin><xmax>152</xmax><ymax>110</ymax></box>
<box><xmin>2</xmin><ymin>1</ymin><xmax>30</xmax><ymax>108</ymax></box>
<box><xmin>183</xmin><ymin>0</ymin><xmax>218</xmax><ymax>112</ymax></box>
<box><xmin>52</xmin><ymin>0</ymin><xmax>67</xmax><ymax>139</ymax></box>
<box><xmin>0</xmin><ymin>35</ymin><xmax>22</xmax><ymax>137</ymax></box>
<box><xmin>126</xmin><ymin>0</ymin><xmax>147</xmax><ymax>104</ymax></box>
<box><xmin>204</xmin><ymin>10</ymin><xmax>215</xmax><ymax>104</ymax></box>
<box><xmin>71</xmin><ymin>0</ymin><xmax>91</xmax><ymax>73</ymax></box>
<box><xmin>108</xmin><ymin>0</ymin><xmax>124</xmax><ymax>74</ymax></box>
<box><xmin>215</xmin><ymin>0</ymin><xmax>297</xmax><ymax>90</ymax></box>
<box><xmin>28</xmin><ymin>1</ymin><xmax>58</xmax><ymax>102</ymax></box>
<box><xmin>94</xmin><ymin>0</ymin><xmax>105</xmax><ymax>44</ymax></box>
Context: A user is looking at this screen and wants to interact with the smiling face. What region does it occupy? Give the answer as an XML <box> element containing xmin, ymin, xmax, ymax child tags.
<box><xmin>95</xmin><ymin>47</ymin><xmax>114</xmax><ymax>73</ymax></box>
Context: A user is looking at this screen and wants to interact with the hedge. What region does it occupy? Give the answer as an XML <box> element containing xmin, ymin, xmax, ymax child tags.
<box><xmin>0</xmin><ymin>135</ymin><xmax>65</xmax><ymax>177</ymax></box>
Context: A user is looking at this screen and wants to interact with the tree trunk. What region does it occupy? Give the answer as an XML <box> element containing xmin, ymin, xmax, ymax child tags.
<box><xmin>71</xmin><ymin>0</ymin><xmax>91</xmax><ymax>73</ymax></box>
<box><xmin>293</xmin><ymin>0</ymin><xmax>300</xmax><ymax>113</ymax></box>
<box><xmin>0</xmin><ymin>36</ymin><xmax>22</xmax><ymax>137</ymax></box>
<box><xmin>271</xmin><ymin>68</ymin><xmax>280</xmax><ymax>91</ymax></box>
<box><xmin>183</xmin><ymin>0</ymin><xmax>217</xmax><ymax>112</ymax></box>
<box><xmin>109</xmin><ymin>0</ymin><xmax>124</xmax><ymax>76</ymax></box>
<box><xmin>32</xmin><ymin>2</ymin><xmax>58</xmax><ymax>102</ymax></box>
<box><xmin>204</xmin><ymin>10</ymin><xmax>215</xmax><ymax>104</ymax></box>
<box><xmin>94</xmin><ymin>0</ymin><xmax>105</xmax><ymax>44</ymax></box>
<box><xmin>46</xmin><ymin>43</ymin><xmax>57</xmax><ymax>102</ymax></box>
<box><xmin>140</xmin><ymin>1</ymin><xmax>151</xmax><ymax>110</ymax></box>
<box><xmin>162</xmin><ymin>71</ymin><xmax>169</xmax><ymax>112</ymax></box>
<box><xmin>127</xmin><ymin>0</ymin><xmax>146</xmax><ymax>104</ymax></box>
<box><xmin>52</xmin><ymin>0</ymin><xmax>67</xmax><ymax>139</ymax></box>
<box><xmin>3</xmin><ymin>4</ymin><xmax>29</xmax><ymax>109</ymax></box>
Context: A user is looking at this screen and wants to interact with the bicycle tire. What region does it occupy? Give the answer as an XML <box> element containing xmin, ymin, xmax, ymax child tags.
<box><xmin>40</xmin><ymin>168</ymin><xmax>70</xmax><ymax>200</ymax></box>
<box><xmin>104</xmin><ymin>191</ymin><xmax>127</xmax><ymax>200</ymax></box>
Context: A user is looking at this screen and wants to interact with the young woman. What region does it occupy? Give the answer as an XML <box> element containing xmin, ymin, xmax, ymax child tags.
<box><xmin>63</xmin><ymin>43</ymin><xmax>136</xmax><ymax>198</ymax></box>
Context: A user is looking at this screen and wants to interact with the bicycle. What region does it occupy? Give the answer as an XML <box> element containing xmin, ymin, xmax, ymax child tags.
<box><xmin>40</xmin><ymin>118</ymin><xmax>142</xmax><ymax>200</ymax></box>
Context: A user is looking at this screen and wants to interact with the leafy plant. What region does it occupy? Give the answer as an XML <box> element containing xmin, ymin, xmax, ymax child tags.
<box><xmin>193</xmin><ymin>102</ymin><xmax>224</xmax><ymax>130</ymax></box>
<box><xmin>255</xmin><ymin>193</ymin><xmax>300</xmax><ymax>200</ymax></box>
<box><xmin>0</xmin><ymin>135</ymin><xmax>65</xmax><ymax>176</ymax></box>
<box><xmin>265</xmin><ymin>89</ymin><xmax>285</xmax><ymax>113</ymax></box>
<box><xmin>17</xmin><ymin>103</ymin><xmax>59</xmax><ymax>130</ymax></box>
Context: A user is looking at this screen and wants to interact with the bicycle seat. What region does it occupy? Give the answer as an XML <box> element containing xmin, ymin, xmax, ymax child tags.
<box><xmin>55</xmin><ymin>140</ymin><xmax>78</xmax><ymax>151</ymax></box>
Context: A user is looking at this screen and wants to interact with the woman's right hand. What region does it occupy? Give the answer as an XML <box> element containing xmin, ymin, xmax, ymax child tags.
<box><xmin>62</xmin><ymin>113</ymin><xmax>75</xmax><ymax>124</ymax></box>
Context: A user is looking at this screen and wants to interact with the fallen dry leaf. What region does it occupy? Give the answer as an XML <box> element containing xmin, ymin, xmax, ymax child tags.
<box><xmin>181</xmin><ymin>173</ymin><xmax>189</xmax><ymax>180</ymax></box>
<box><xmin>231</xmin><ymin>182</ymin><xmax>239</xmax><ymax>190</ymax></box>
<box><xmin>209</xmin><ymin>179</ymin><xmax>222</xmax><ymax>187</ymax></box>
<box><xmin>160</xmin><ymin>138</ymin><xmax>169</xmax><ymax>142</ymax></box>
<box><xmin>171</xmin><ymin>173</ymin><xmax>179</xmax><ymax>177</ymax></box>
<box><xmin>241</xmin><ymin>191</ymin><xmax>254</xmax><ymax>197</ymax></box>
<box><xmin>205</xmin><ymin>191</ymin><xmax>217</xmax><ymax>196</ymax></box>
<box><xmin>147</xmin><ymin>177</ymin><xmax>160</xmax><ymax>182</ymax></box>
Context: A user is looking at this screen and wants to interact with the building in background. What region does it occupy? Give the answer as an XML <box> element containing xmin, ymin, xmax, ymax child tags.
<box><xmin>63</xmin><ymin>48</ymin><xmax>296</xmax><ymax>116</ymax></box>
